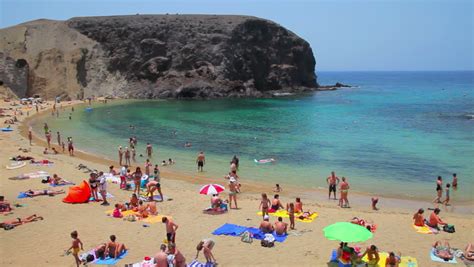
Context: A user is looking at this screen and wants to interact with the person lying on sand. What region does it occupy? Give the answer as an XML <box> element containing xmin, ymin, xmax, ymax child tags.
<box><xmin>274</xmin><ymin>217</ymin><xmax>288</xmax><ymax>235</ymax></box>
<box><xmin>298</xmin><ymin>211</ymin><xmax>315</xmax><ymax>221</ymax></box>
<box><xmin>0</xmin><ymin>196</ymin><xmax>12</xmax><ymax>212</ymax></box>
<box><xmin>25</xmin><ymin>189</ymin><xmax>65</xmax><ymax>197</ymax></box>
<box><xmin>10</xmin><ymin>155</ymin><xmax>34</xmax><ymax>161</ymax></box>
<box><xmin>350</xmin><ymin>217</ymin><xmax>376</xmax><ymax>232</ymax></box>
<box><xmin>105</xmin><ymin>235</ymin><xmax>127</xmax><ymax>258</ymax></box>
<box><xmin>465</xmin><ymin>243</ymin><xmax>474</xmax><ymax>261</ymax></box>
<box><xmin>433</xmin><ymin>241</ymin><xmax>454</xmax><ymax>261</ymax></box>
<box><xmin>49</xmin><ymin>174</ymin><xmax>71</xmax><ymax>185</ymax></box>
<box><xmin>0</xmin><ymin>214</ymin><xmax>43</xmax><ymax>230</ymax></box>
<box><xmin>259</xmin><ymin>215</ymin><xmax>274</xmax><ymax>233</ymax></box>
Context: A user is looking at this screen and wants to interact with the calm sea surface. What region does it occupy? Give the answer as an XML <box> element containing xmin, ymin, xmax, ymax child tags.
<box><xmin>33</xmin><ymin>71</ymin><xmax>474</xmax><ymax>201</ymax></box>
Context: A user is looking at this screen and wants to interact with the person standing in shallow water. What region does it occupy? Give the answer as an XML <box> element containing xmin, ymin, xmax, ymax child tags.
<box><xmin>452</xmin><ymin>173</ymin><xmax>458</xmax><ymax>190</ymax></box>
<box><xmin>118</xmin><ymin>146</ymin><xmax>123</xmax><ymax>166</ymax></box>
<box><xmin>433</xmin><ymin>176</ymin><xmax>443</xmax><ymax>203</ymax></box>
<box><xmin>146</xmin><ymin>143</ymin><xmax>153</xmax><ymax>158</ymax></box>
<box><xmin>124</xmin><ymin>147</ymin><xmax>131</xmax><ymax>166</ymax></box>
<box><xmin>326</xmin><ymin>171</ymin><xmax>340</xmax><ymax>200</ymax></box>
<box><xmin>196</xmin><ymin>151</ymin><xmax>205</xmax><ymax>172</ymax></box>
<box><xmin>57</xmin><ymin>131</ymin><xmax>61</xmax><ymax>146</ymax></box>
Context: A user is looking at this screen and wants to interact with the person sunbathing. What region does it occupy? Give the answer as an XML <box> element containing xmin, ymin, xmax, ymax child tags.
<box><xmin>10</xmin><ymin>155</ymin><xmax>34</xmax><ymax>161</ymax></box>
<box><xmin>211</xmin><ymin>194</ymin><xmax>223</xmax><ymax>210</ymax></box>
<box><xmin>385</xmin><ymin>252</ymin><xmax>401</xmax><ymax>267</ymax></box>
<box><xmin>25</xmin><ymin>189</ymin><xmax>65</xmax><ymax>197</ymax></box>
<box><xmin>49</xmin><ymin>174</ymin><xmax>71</xmax><ymax>185</ymax></box>
<box><xmin>274</xmin><ymin>217</ymin><xmax>288</xmax><ymax>235</ymax></box>
<box><xmin>433</xmin><ymin>241</ymin><xmax>453</xmax><ymax>261</ymax></box>
<box><xmin>0</xmin><ymin>214</ymin><xmax>43</xmax><ymax>230</ymax></box>
<box><xmin>270</xmin><ymin>194</ymin><xmax>284</xmax><ymax>211</ymax></box>
<box><xmin>361</xmin><ymin>245</ymin><xmax>380</xmax><ymax>266</ymax></box>
<box><xmin>105</xmin><ymin>235</ymin><xmax>127</xmax><ymax>258</ymax></box>
<box><xmin>259</xmin><ymin>215</ymin><xmax>274</xmax><ymax>233</ymax></box>
<box><xmin>350</xmin><ymin>217</ymin><xmax>376</xmax><ymax>232</ymax></box>
<box><xmin>465</xmin><ymin>243</ymin><xmax>474</xmax><ymax>261</ymax></box>
<box><xmin>298</xmin><ymin>211</ymin><xmax>315</xmax><ymax>220</ymax></box>
<box><xmin>0</xmin><ymin>196</ymin><xmax>12</xmax><ymax>212</ymax></box>
<box><xmin>413</xmin><ymin>208</ymin><xmax>425</xmax><ymax>226</ymax></box>
<box><xmin>427</xmin><ymin>208</ymin><xmax>447</xmax><ymax>230</ymax></box>
<box><xmin>126</xmin><ymin>194</ymin><xmax>139</xmax><ymax>210</ymax></box>
<box><xmin>136</xmin><ymin>200</ymin><xmax>158</xmax><ymax>218</ymax></box>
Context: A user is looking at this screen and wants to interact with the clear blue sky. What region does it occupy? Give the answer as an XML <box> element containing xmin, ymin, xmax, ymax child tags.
<box><xmin>1</xmin><ymin>0</ymin><xmax>472</xmax><ymax>71</ymax></box>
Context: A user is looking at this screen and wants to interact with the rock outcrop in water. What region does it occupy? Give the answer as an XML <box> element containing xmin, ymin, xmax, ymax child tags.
<box><xmin>0</xmin><ymin>15</ymin><xmax>318</xmax><ymax>99</ymax></box>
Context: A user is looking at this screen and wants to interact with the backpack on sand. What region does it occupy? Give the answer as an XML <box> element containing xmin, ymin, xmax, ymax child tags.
<box><xmin>240</xmin><ymin>231</ymin><xmax>253</xmax><ymax>243</ymax></box>
<box><xmin>443</xmin><ymin>224</ymin><xmax>455</xmax><ymax>233</ymax></box>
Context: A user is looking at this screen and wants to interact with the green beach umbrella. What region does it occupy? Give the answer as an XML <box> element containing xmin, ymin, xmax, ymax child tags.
<box><xmin>323</xmin><ymin>222</ymin><xmax>373</xmax><ymax>243</ymax></box>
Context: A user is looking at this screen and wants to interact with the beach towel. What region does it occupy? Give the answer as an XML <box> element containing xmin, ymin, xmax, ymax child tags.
<box><xmin>89</xmin><ymin>192</ymin><xmax>114</xmax><ymax>201</ymax></box>
<box><xmin>203</xmin><ymin>207</ymin><xmax>227</xmax><ymax>215</ymax></box>
<box><xmin>212</xmin><ymin>223</ymin><xmax>288</xmax><ymax>242</ymax></box>
<box><xmin>17</xmin><ymin>192</ymin><xmax>29</xmax><ymax>199</ymax></box>
<box><xmin>412</xmin><ymin>224</ymin><xmax>437</xmax><ymax>234</ymax></box>
<box><xmin>430</xmin><ymin>248</ymin><xmax>457</xmax><ymax>264</ymax></box>
<box><xmin>188</xmin><ymin>260</ymin><xmax>217</xmax><ymax>267</ymax></box>
<box><xmin>362</xmin><ymin>252</ymin><xmax>418</xmax><ymax>266</ymax></box>
<box><xmin>105</xmin><ymin>209</ymin><xmax>171</xmax><ymax>224</ymax></box>
<box><xmin>49</xmin><ymin>181</ymin><xmax>75</xmax><ymax>187</ymax></box>
<box><xmin>139</xmin><ymin>194</ymin><xmax>167</xmax><ymax>202</ymax></box>
<box><xmin>94</xmin><ymin>251</ymin><xmax>128</xmax><ymax>265</ymax></box>
<box><xmin>257</xmin><ymin>209</ymin><xmax>319</xmax><ymax>222</ymax></box>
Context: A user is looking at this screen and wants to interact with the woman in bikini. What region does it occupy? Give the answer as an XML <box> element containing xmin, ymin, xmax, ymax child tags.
<box><xmin>433</xmin><ymin>176</ymin><xmax>443</xmax><ymax>203</ymax></box>
<box><xmin>105</xmin><ymin>235</ymin><xmax>127</xmax><ymax>258</ymax></box>
<box><xmin>259</xmin><ymin>193</ymin><xmax>271</xmax><ymax>219</ymax></box>
<box><xmin>295</xmin><ymin>197</ymin><xmax>303</xmax><ymax>213</ymax></box>
<box><xmin>132</xmin><ymin>167</ymin><xmax>143</xmax><ymax>195</ymax></box>
<box><xmin>0</xmin><ymin>214</ymin><xmax>43</xmax><ymax>230</ymax></box>
<box><xmin>89</xmin><ymin>172</ymin><xmax>99</xmax><ymax>201</ymax></box>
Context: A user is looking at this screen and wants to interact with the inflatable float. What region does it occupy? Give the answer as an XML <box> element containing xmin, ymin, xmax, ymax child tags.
<box><xmin>85</xmin><ymin>107</ymin><xmax>93</xmax><ymax>112</ymax></box>
<box><xmin>1</xmin><ymin>128</ymin><xmax>13</xmax><ymax>132</ymax></box>
<box><xmin>254</xmin><ymin>158</ymin><xmax>276</xmax><ymax>164</ymax></box>
<box><xmin>6</xmin><ymin>161</ymin><xmax>27</xmax><ymax>170</ymax></box>
<box><xmin>63</xmin><ymin>180</ymin><xmax>91</xmax><ymax>204</ymax></box>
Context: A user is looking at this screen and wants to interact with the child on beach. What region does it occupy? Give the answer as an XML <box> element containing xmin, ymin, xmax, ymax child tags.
<box><xmin>273</xmin><ymin>184</ymin><xmax>282</xmax><ymax>192</ymax></box>
<box><xmin>112</xmin><ymin>204</ymin><xmax>123</xmax><ymax>218</ymax></box>
<box><xmin>442</xmin><ymin>184</ymin><xmax>451</xmax><ymax>205</ymax></box>
<box><xmin>66</xmin><ymin>230</ymin><xmax>83</xmax><ymax>267</ymax></box>
<box><xmin>259</xmin><ymin>193</ymin><xmax>271</xmax><ymax>219</ymax></box>
<box><xmin>287</xmin><ymin>202</ymin><xmax>295</xmax><ymax>230</ymax></box>
<box><xmin>452</xmin><ymin>173</ymin><xmax>458</xmax><ymax>189</ymax></box>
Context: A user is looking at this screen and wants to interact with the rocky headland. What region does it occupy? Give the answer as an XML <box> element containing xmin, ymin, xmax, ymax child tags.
<box><xmin>0</xmin><ymin>15</ymin><xmax>321</xmax><ymax>100</ymax></box>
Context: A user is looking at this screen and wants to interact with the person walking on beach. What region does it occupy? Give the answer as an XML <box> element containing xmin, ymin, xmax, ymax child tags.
<box><xmin>66</xmin><ymin>230</ymin><xmax>83</xmax><ymax>267</ymax></box>
<box><xmin>162</xmin><ymin>217</ymin><xmax>178</xmax><ymax>243</ymax></box>
<box><xmin>339</xmin><ymin>177</ymin><xmax>350</xmax><ymax>208</ymax></box>
<box><xmin>442</xmin><ymin>183</ymin><xmax>451</xmax><ymax>206</ymax></box>
<box><xmin>67</xmin><ymin>137</ymin><xmax>74</xmax><ymax>156</ymax></box>
<box><xmin>327</xmin><ymin>171</ymin><xmax>340</xmax><ymax>200</ymax></box>
<box><xmin>28</xmin><ymin>128</ymin><xmax>32</xmax><ymax>146</ymax></box>
<box><xmin>259</xmin><ymin>193</ymin><xmax>271</xmax><ymax>219</ymax></box>
<box><xmin>45</xmin><ymin>131</ymin><xmax>52</xmax><ymax>148</ymax></box>
<box><xmin>57</xmin><ymin>131</ymin><xmax>61</xmax><ymax>146</ymax></box>
<box><xmin>124</xmin><ymin>147</ymin><xmax>131</xmax><ymax>166</ymax></box>
<box><xmin>118</xmin><ymin>146</ymin><xmax>123</xmax><ymax>166</ymax></box>
<box><xmin>196</xmin><ymin>151</ymin><xmax>205</xmax><ymax>172</ymax></box>
<box><xmin>146</xmin><ymin>143</ymin><xmax>153</xmax><ymax>158</ymax></box>
<box><xmin>433</xmin><ymin>176</ymin><xmax>443</xmax><ymax>203</ymax></box>
<box><xmin>228</xmin><ymin>177</ymin><xmax>238</xmax><ymax>209</ymax></box>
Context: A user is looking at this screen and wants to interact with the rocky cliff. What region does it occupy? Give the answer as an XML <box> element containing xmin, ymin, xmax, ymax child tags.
<box><xmin>0</xmin><ymin>15</ymin><xmax>317</xmax><ymax>99</ymax></box>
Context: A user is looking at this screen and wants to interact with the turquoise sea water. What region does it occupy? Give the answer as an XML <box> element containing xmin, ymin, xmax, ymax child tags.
<box><xmin>32</xmin><ymin>71</ymin><xmax>474</xmax><ymax>202</ymax></box>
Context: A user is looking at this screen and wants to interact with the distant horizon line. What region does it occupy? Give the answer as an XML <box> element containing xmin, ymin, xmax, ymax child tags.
<box><xmin>316</xmin><ymin>70</ymin><xmax>474</xmax><ymax>72</ymax></box>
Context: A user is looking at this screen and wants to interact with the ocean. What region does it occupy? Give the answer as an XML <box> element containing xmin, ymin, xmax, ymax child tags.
<box><xmin>32</xmin><ymin>71</ymin><xmax>474</xmax><ymax>202</ymax></box>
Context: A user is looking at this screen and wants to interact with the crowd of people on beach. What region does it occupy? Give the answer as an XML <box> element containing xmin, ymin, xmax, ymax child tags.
<box><xmin>2</xmin><ymin>99</ymin><xmax>471</xmax><ymax>267</ymax></box>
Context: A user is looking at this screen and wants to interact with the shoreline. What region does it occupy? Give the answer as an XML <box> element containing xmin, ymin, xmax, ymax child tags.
<box><xmin>20</xmin><ymin>100</ymin><xmax>474</xmax><ymax>215</ymax></box>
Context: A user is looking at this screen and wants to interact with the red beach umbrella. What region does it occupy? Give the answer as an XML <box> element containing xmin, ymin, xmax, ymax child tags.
<box><xmin>199</xmin><ymin>184</ymin><xmax>225</xmax><ymax>195</ymax></box>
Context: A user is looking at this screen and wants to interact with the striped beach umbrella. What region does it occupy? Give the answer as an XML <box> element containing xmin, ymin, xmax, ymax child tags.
<box><xmin>199</xmin><ymin>184</ymin><xmax>225</xmax><ymax>195</ymax></box>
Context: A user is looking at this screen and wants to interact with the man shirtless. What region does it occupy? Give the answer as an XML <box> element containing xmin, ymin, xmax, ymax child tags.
<box><xmin>271</xmin><ymin>194</ymin><xmax>284</xmax><ymax>211</ymax></box>
<box><xmin>154</xmin><ymin>244</ymin><xmax>168</xmax><ymax>267</ymax></box>
<box><xmin>327</xmin><ymin>171</ymin><xmax>340</xmax><ymax>200</ymax></box>
<box><xmin>274</xmin><ymin>217</ymin><xmax>288</xmax><ymax>235</ymax></box>
<box><xmin>196</xmin><ymin>151</ymin><xmax>205</xmax><ymax>172</ymax></box>
<box><xmin>168</xmin><ymin>243</ymin><xmax>186</xmax><ymax>267</ymax></box>
<box><xmin>105</xmin><ymin>235</ymin><xmax>127</xmax><ymax>258</ymax></box>
<box><xmin>136</xmin><ymin>200</ymin><xmax>158</xmax><ymax>217</ymax></box>
<box><xmin>162</xmin><ymin>217</ymin><xmax>178</xmax><ymax>243</ymax></box>
<box><xmin>259</xmin><ymin>215</ymin><xmax>274</xmax><ymax>233</ymax></box>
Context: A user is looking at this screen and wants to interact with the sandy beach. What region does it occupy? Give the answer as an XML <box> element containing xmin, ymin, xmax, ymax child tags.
<box><xmin>0</xmin><ymin>99</ymin><xmax>473</xmax><ymax>267</ymax></box>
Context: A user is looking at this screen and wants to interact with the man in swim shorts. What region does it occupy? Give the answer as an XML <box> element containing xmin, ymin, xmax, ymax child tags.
<box><xmin>259</xmin><ymin>215</ymin><xmax>274</xmax><ymax>233</ymax></box>
<box><xmin>274</xmin><ymin>217</ymin><xmax>288</xmax><ymax>235</ymax></box>
<box><xmin>162</xmin><ymin>217</ymin><xmax>178</xmax><ymax>243</ymax></box>
<box><xmin>327</xmin><ymin>171</ymin><xmax>340</xmax><ymax>200</ymax></box>
<box><xmin>196</xmin><ymin>151</ymin><xmax>205</xmax><ymax>172</ymax></box>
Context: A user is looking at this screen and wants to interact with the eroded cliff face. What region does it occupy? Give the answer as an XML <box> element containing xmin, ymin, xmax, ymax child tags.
<box><xmin>0</xmin><ymin>15</ymin><xmax>317</xmax><ymax>99</ymax></box>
